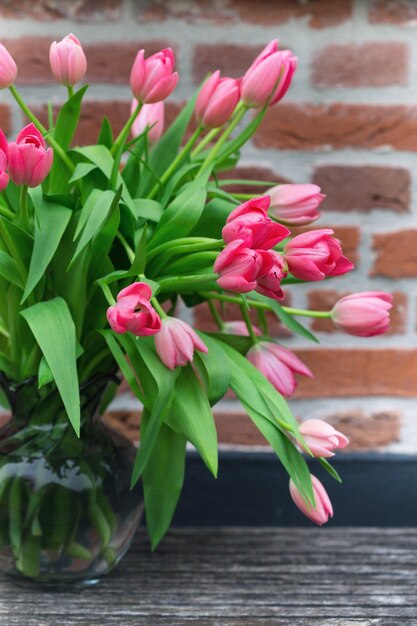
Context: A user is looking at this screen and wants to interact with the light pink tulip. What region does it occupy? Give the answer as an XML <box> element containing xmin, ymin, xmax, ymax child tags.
<box><xmin>195</xmin><ymin>71</ymin><xmax>240</xmax><ymax>129</ymax></box>
<box><xmin>49</xmin><ymin>34</ymin><xmax>87</xmax><ymax>87</ymax></box>
<box><xmin>0</xmin><ymin>43</ymin><xmax>17</xmax><ymax>89</ymax></box>
<box><xmin>255</xmin><ymin>250</ymin><xmax>288</xmax><ymax>301</ymax></box>
<box><xmin>107</xmin><ymin>282</ymin><xmax>161</xmax><ymax>337</ymax></box>
<box><xmin>299</xmin><ymin>419</ymin><xmax>349</xmax><ymax>458</ymax></box>
<box><xmin>241</xmin><ymin>40</ymin><xmax>297</xmax><ymax>109</ymax></box>
<box><xmin>283</xmin><ymin>228</ymin><xmax>354</xmax><ymax>281</ymax></box>
<box><xmin>223</xmin><ymin>321</ymin><xmax>262</xmax><ymax>336</ymax></box>
<box><xmin>331</xmin><ymin>291</ymin><xmax>393</xmax><ymax>337</ymax></box>
<box><xmin>155</xmin><ymin>317</ymin><xmax>208</xmax><ymax>369</ymax></box>
<box><xmin>268</xmin><ymin>184</ymin><xmax>324</xmax><ymax>226</ymax></box>
<box><xmin>0</xmin><ymin>129</ymin><xmax>9</xmax><ymax>191</ymax></box>
<box><xmin>289</xmin><ymin>475</ymin><xmax>333</xmax><ymax>525</ymax></box>
<box><xmin>247</xmin><ymin>341</ymin><xmax>313</xmax><ymax>398</ymax></box>
<box><xmin>222</xmin><ymin>196</ymin><xmax>290</xmax><ymax>250</ymax></box>
<box><xmin>131</xmin><ymin>99</ymin><xmax>164</xmax><ymax>144</ymax></box>
<box><xmin>7</xmin><ymin>123</ymin><xmax>53</xmax><ymax>188</ymax></box>
<box><xmin>130</xmin><ymin>47</ymin><xmax>178</xmax><ymax>104</ymax></box>
<box><xmin>214</xmin><ymin>239</ymin><xmax>263</xmax><ymax>293</ymax></box>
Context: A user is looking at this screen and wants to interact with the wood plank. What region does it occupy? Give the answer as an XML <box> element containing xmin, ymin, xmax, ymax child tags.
<box><xmin>1</xmin><ymin>528</ymin><xmax>416</xmax><ymax>625</ymax></box>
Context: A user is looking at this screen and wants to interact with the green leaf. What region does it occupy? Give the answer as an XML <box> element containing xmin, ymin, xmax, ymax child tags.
<box><xmin>134</xmin><ymin>198</ymin><xmax>163</xmax><ymax>223</ymax></box>
<box><xmin>165</xmin><ymin>365</ymin><xmax>218</xmax><ymax>477</ymax></box>
<box><xmin>249</xmin><ymin>292</ymin><xmax>319</xmax><ymax>344</ymax></box>
<box><xmin>0</xmin><ymin>251</ymin><xmax>23</xmax><ymax>288</ymax></box>
<box><xmin>191</xmin><ymin>197</ymin><xmax>235</xmax><ymax>239</ymax></box>
<box><xmin>23</xmin><ymin>189</ymin><xmax>72</xmax><ymax>302</ymax></box>
<box><xmin>143</xmin><ymin>423</ymin><xmax>186</xmax><ymax>550</ymax></box>
<box><xmin>68</xmin><ymin>163</ymin><xmax>97</xmax><ymax>184</ymax></box>
<box><xmin>97</xmin><ymin>116</ymin><xmax>113</xmax><ymax>149</ymax></box>
<box><xmin>21</xmin><ymin>298</ymin><xmax>80</xmax><ymax>435</ymax></box>
<box><xmin>193</xmin><ymin>332</ymin><xmax>230</xmax><ymax>405</ymax></box>
<box><xmin>318</xmin><ymin>457</ymin><xmax>342</xmax><ymax>483</ymax></box>
<box><xmin>74</xmin><ymin>188</ymin><xmax>102</xmax><ymax>240</ymax></box>
<box><xmin>101</xmin><ymin>332</ymin><xmax>144</xmax><ymax>402</ymax></box>
<box><xmin>38</xmin><ymin>341</ymin><xmax>84</xmax><ymax>388</ymax></box>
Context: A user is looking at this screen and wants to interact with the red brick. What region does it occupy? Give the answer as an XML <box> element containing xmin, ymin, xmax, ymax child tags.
<box><xmin>194</xmin><ymin>299</ymin><xmax>292</xmax><ymax>338</ymax></box>
<box><xmin>313</xmin><ymin>165</ymin><xmax>410</xmax><ymax>213</ymax></box>
<box><xmin>0</xmin><ymin>105</ymin><xmax>11</xmax><ymax>137</ymax></box>
<box><xmin>324</xmin><ymin>411</ymin><xmax>401</xmax><ymax>451</ymax></box>
<box><xmin>369</xmin><ymin>0</ymin><xmax>417</xmax><ymax>25</ymax></box>
<box><xmin>307</xmin><ymin>290</ymin><xmax>407</xmax><ymax>335</ymax></box>
<box><xmin>312</xmin><ymin>43</ymin><xmax>408</xmax><ymax>88</ymax></box>
<box><xmin>371</xmin><ymin>229</ymin><xmax>417</xmax><ymax>278</ymax></box>
<box><xmin>193</xmin><ymin>44</ymin><xmax>263</xmax><ymax>84</ymax></box>
<box><xmin>218</xmin><ymin>166</ymin><xmax>292</xmax><ymax>195</ymax></box>
<box><xmin>294</xmin><ymin>349</ymin><xmax>417</xmax><ymax>398</ymax></box>
<box><xmin>214</xmin><ymin>410</ymin><xmax>268</xmax><ymax>446</ymax></box>
<box><xmin>253</xmin><ymin>104</ymin><xmax>417</xmax><ymax>151</ymax></box>
<box><xmin>0</xmin><ymin>0</ymin><xmax>122</xmax><ymax>20</ymax></box>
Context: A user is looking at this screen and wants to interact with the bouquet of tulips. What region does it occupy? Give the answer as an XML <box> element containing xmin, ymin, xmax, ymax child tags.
<box><xmin>0</xmin><ymin>34</ymin><xmax>393</xmax><ymax>549</ymax></box>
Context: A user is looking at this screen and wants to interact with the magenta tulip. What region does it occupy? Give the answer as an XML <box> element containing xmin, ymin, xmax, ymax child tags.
<box><xmin>107</xmin><ymin>282</ymin><xmax>161</xmax><ymax>337</ymax></box>
<box><xmin>0</xmin><ymin>129</ymin><xmax>9</xmax><ymax>191</ymax></box>
<box><xmin>222</xmin><ymin>196</ymin><xmax>290</xmax><ymax>250</ymax></box>
<box><xmin>241</xmin><ymin>40</ymin><xmax>297</xmax><ymax>108</ymax></box>
<box><xmin>0</xmin><ymin>43</ymin><xmax>17</xmax><ymax>89</ymax></box>
<box><xmin>299</xmin><ymin>419</ymin><xmax>349</xmax><ymax>458</ymax></box>
<box><xmin>331</xmin><ymin>291</ymin><xmax>393</xmax><ymax>337</ymax></box>
<box><xmin>268</xmin><ymin>184</ymin><xmax>324</xmax><ymax>226</ymax></box>
<box><xmin>223</xmin><ymin>321</ymin><xmax>262</xmax><ymax>336</ymax></box>
<box><xmin>131</xmin><ymin>99</ymin><xmax>164</xmax><ymax>144</ymax></box>
<box><xmin>255</xmin><ymin>250</ymin><xmax>288</xmax><ymax>301</ymax></box>
<box><xmin>7</xmin><ymin>123</ymin><xmax>53</xmax><ymax>188</ymax></box>
<box><xmin>195</xmin><ymin>71</ymin><xmax>240</xmax><ymax>129</ymax></box>
<box><xmin>49</xmin><ymin>34</ymin><xmax>87</xmax><ymax>87</ymax></box>
<box><xmin>289</xmin><ymin>475</ymin><xmax>333</xmax><ymax>525</ymax></box>
<box><xmin>155</xmin><ymin>317</ymin><xmax>208</xmax><ymax>369</ymax></box>
<box><xmin>130</xmin><ymin>47</ymin><xmax>178</xmax><ymax>104</ymax></box>
<box><xmin>283</xmin><ymin>229</ymin><xmax>354</xmax><ymax>281</ymax></box>
<box><xmin>214</xmin><ymin>239</ymin><xmax>263</xmax><ymax>293</ymax></box>
<box><xmin>247</xmin><ymin>341</ymin><xmax>313</xmax><ymax>398</ymax></box>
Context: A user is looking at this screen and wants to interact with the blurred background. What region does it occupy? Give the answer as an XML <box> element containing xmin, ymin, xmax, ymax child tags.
<box><xmin>0</xmin><ymin>0</ymin><xmax>416</xmax><ymax>457</ymax></box>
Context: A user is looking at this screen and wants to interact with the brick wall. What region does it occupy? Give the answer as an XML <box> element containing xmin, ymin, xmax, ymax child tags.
<box><xmin>1</xmin><ymin>0</ymin><xmax>416</xmax><ymax>454</ymax></box>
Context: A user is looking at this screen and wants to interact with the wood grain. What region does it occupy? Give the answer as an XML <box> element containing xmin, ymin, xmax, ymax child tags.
<box><xmin>1</xmin><ymin>528</ymin><xmax>417</xmax><ymax>625</ymax></box>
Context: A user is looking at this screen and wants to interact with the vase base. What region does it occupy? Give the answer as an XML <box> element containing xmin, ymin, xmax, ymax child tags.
<box><xmin>4</xmin><ymin>572</ymin><xmax>102</xmax><ymax>590</ymax></box>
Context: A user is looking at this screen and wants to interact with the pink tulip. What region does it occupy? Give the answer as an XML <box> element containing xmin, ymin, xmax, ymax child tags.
<box><xmin>131</xmin><ymin>99</ymin><xmax>164</xmax><ymax>144</ymax></box>
<box><xmin>0</xmin><ymin>129</ymin><xmax>9</xmax><ymax>191</ymax></box>
<box><xmin>107</xmin><ymin>282</ymin><xmax>161</xmax><ymax>337</ymax></box>
<box><xmin>247</xmin><ymin>341</ymin><xmax>313</xmax><ymax>398</ymax></box>
<box><xmin>241</xmin><ymin>40</ymin><xmax>297</xmax><ymax>108</ymax></box>
<box><xmin>331</xmin><ymin>291</ymin><xmax>393</xmax><ymax>337</ymax></box>
<box><xmin>195</xmin><ymin>71</ymin><xmax>240</xmax><ymax>129</ymax></box>
<box><xmin>222</xmin><ymin>196</ymin><xmax>290</xmax><ymax>250</ymax></box>
<box><xmin>223</xmin><ymin>321</ymin><xmax>262</xmax><ymax>336</ymax></box>
<box><xmin>255</xmin><ymin>250</ymin><xmax>288</xmax><ymax>301</ymax></box>
<box><xmin>299</xmin><ymin>419</ymin><xmax>349</xmax><ymax>458</ymax></box>
<box><xmin>268</xmin><ymin>184</ymin><xmax>324</xmax><ymax>226</ymax></box>
<box><xmin>283</xmin><ymin>228</ymin><xmax>354</xmax><ymax>281</ymax></box>
<box><xmin>289</xmin><ymin>475</ymin><xmax>333</xmax><ymax>525</ymax></box>
<box><xmin>7</xmin><ymin>123</ymin><xmax>53</xmax><ymax>188</ymax></box>
<box><xmin>0</xmin><ymin>43</ymin><xmax>17</xmax><ymax>89</ymax></box>
<box><xmin>49</xmin><ymin>34</ymin><xmax>87</xmax><ymax>87</ymax></box>
<box><xmin>155</xmin><ymin>317</ymin><xmax>208</xmax><ymax>369</ymax></box>
<box><xmin>214</xmin><ymin>239</ymin><xmax>263</xmax><ymax>293</ymax></box>
<box><xmin>130</xmin><ymin>47</ymin><xmax>178</xmax><ymax>104</ymax></box>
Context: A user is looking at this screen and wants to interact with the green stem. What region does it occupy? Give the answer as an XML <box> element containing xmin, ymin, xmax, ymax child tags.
<box><xmin>0</xmin><ymin>203</ymin><xmax>14</xmax><ymax>220</ymax></box>
<box><xmin>197</xmin><ymin>103</ymin><xmax>247</xmax><ymax>175</ymax></box>
<box><xmin>191</xmin><ymin>127</ymin><xmax>221</xmax><ymax>157</ymax></box>
<box><xmin>151</xmin><ymin>297</ymin><xmax>168</xmax><ymax>319</ymax></box>
<box><xmin>0</xmin><ymin>218</ymin><xmax>27</xmax><ymax>283</ymax></box>
<box><xmin>148</xmin><ymin>237</ymin><xmax>221</xmax><ymax>260</ymax></box>
<box><xmin>19</xmin><ymin>185</ymin><xmax>29</xmax><ymax>231</ymax></box>
<box><xmin>9</xmin><ymin>85</ymin><xmax>75</xmax><ymax>174</ymax></box>
<box><xmin>116</xmin><ymin>232</ymin><xmax>135</xmax><ymax>263</ymax></box>
<box><xmin>198</xmin><ymin>292</ymin><xmax>332</xmax><ymax>318</ymax></box>
<box><xmin>208</xmin><ymin>300</ymin><xmax>224</xmax><ymax>330</ymax></box>
<box><xmin>147</xmin><ymin>126</ymin><xmax>203</xmax><ymax>200</ymax></box>
<box><xmin>233</xmin><ymin>193</ymin><xmax>257</xmax><ymax>200</ymax></box>
<box><xmin>239</xmin><ymin>301</ymin><xmax>258</xmax><ymax>344</ymax></box>
<box><xmin>1</xmin><ymin>190</ymin><xmax>14</xmax><ymax>214</ymax></box>
<box><xmin>110</xmin><ymin>102</ymin><xmax>142</xmax><ymax>188</ymax></box>
<box><xmin>67</xmin><ymin>85</ymin><xmax>74</xmax><ymax>99</ymax></box>
<box><xmin>158</xmin><ymin>273</ymin><xmax>219</xmax><ymax>293</ymax></box>
<box><xmin>282</xmin><ymin>307</ymin><xmax>331</xmax><ymax>318</ymax></box>
<box><xmin>47</xmin><ymin>101</ymin><xmax>54</xmax><ymax>130</ymax></box>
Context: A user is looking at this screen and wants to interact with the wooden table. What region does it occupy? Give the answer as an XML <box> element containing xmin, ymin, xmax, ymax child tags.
<box><xmin>1</xmin><ymin>528</ymin><xmax>416</xmax><ymax>625</ymax></box>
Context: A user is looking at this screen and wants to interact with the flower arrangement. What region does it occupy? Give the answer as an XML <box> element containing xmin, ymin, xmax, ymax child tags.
<box><xmin>0</xmin><ymin>35</ymin><xmax>393</xmax><ymax>552</ymax></box>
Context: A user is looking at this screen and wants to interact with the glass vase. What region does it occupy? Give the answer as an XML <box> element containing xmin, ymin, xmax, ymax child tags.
<box><xmin>0</xmin><ymin>372</ymin><xmax>143</xmax><ymax>586</ymax></box>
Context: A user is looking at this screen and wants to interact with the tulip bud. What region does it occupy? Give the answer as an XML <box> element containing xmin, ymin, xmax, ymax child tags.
<box><xmin>195</xmin><ymin>71</ymin><xmax>240</xmax><ymax>129</ymax></box>
<box><xmin>241</xmin><ymin>40</ymin><xmax>297</xmax><ymax>109</ymax></box>
<box><xmin>106</xmin><ymin>282</ymin><xmax>162</xmax><ymax>337</ymax></box>
<box><xmin>255</xmin><ymin>250</ymin><xmax>288</xmax><ymax>301</ymax></box>
<box><xmin>49</xmin><ymin>34</ymin><xmax>87</xmax><ymax>87</ymax></box>
<box><xmin>0</xmin><ymin>43</ymin><xmax>17</xmax><ymax>89</ymax></box>
<box><xmin>223</xmin><ymin>321</ymin><xmax>262</xmax><ymax>337</ymax></box>
<box><xmin>268</xmin><ymin>184</ymin><xmax>324</xmax><ymax>226</ymax></box>
<box><xmin>214</xmin><ymin>239</ymin><xmax>263</xmax><ymax>293</ymax></box>
<box><xmin>131</xmin><ymin>99</ymin><xmax>164</xmax><ymax>144</ymax></box>
<box><xmin>130</xmin><ymin>48</ymin><xmax>178</xmax><ymax>104</ymax></box>
<box><xmin>289</xmin><ymin>475</ymin><xmax>333</xmax><ymax>525</ymax></box>
<box><xmin>299</xmin><ymin>419</ymin><xmax>349</xmax><ymax>458</ymax></box>
<box><xmin>0</xmin><ymin>129</ymin><xmax>9</xmax><ymax>191</ymax></box>
<box><xmin>8</xmin><ymin>123</ymin><xmax>53</xmax><ymax>188</ymax></box>
<box><xmin>331</xmin><ymin>291</ymin><xmax>393</xmax><ymax>337</ymax></box>
<box><xmin>155</xmin><ymin>317</ymin><xmax>208</xmax><ymax>369</ymax></box>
